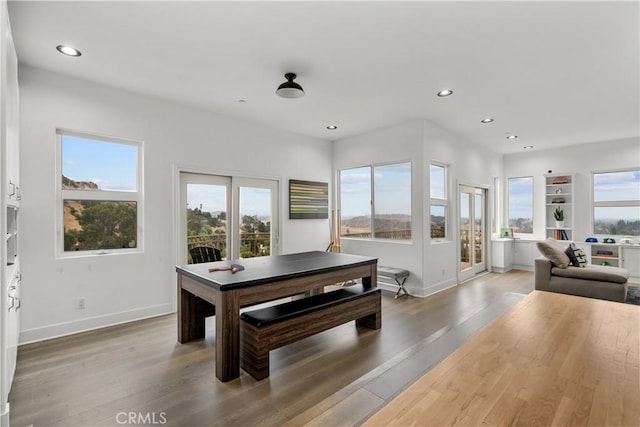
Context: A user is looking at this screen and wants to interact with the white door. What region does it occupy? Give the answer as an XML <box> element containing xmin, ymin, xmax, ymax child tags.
<box><xmin>179</xmin><ymin>173</ymin><xmax>279</xmax><ymax>263</ymax></box>
<box><xmin>459</xmin><ymin>185</ymin><xmax>487</xmax><ymax>282</ymax></box>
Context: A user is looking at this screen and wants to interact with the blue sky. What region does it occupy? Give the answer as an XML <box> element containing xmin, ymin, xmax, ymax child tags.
<box><xmin>187</xmin><ymin>184</ymin><xmax>271</xmax><ymax>218</ymax></box>
<box><xmin>508</xmin><ymin>177</ymin><xmax>533</xmax><ymax>220</ymax></box>
<box><xmin>340</xmin><ymin>163</ymin><xmax>411</xmax><ymax>218</ymax></box>
<box><xmin>62</xmin><ymin>135</ymin><xmax>137</xmax><ymax>191</ymax></box>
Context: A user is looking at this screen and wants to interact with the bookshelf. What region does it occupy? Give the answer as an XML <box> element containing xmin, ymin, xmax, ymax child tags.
<box><xmin>545</xmin><ymin>173</ymin><xmax>574</xmax><ymax>241</ymax></box>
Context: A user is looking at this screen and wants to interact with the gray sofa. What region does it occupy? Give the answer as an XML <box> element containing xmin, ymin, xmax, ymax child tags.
<box><xmin>534</xmin><ymin>257</ymin><xmax>629</xmax><ymax>302</ymax></box>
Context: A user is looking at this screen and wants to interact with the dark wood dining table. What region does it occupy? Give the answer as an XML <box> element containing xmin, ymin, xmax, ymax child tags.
<box><xmin>175</xmin><ymin>251</ymin><xmax>378</xmax><ymax>382</ymax></box>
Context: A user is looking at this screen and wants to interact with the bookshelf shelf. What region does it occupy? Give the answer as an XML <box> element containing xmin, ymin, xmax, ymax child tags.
<box><xmin>544</xmin><ymin>173</ymin><xmax>574</xmax><ymax>241</ymax></box>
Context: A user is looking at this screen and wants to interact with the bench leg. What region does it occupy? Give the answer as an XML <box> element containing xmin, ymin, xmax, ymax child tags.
<box><xmin>394</xmin><ymin>277</ymin><xmax>408</xmax><ymax>299</ymax></box>
<box><xmin>240</xmin><ymin>324</ymin><xmax>270</xmax><ymax>380</ymax></box>
<box><xmin>356</xmin><ymin>298</ymin><xmax>382</xmax><ymax>329</ymax></box>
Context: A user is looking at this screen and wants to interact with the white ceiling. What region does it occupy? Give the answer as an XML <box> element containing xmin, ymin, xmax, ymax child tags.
<box><xmin>7</xmin><ymin>1</ymin><xmax>640</xmax><ymax>154</ymax></box>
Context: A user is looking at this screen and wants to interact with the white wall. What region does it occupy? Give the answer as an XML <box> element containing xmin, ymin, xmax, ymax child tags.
<box><xmin>333</xmin><ymin>121</ymin><xmax>425</xmax><ymax>295</ymax></box>
<box><xmin>421</xmin><ymin>120</ymin><xmax>503</xmax><ymax>294</ymax></box>
<box><xmin>18</xmin><ymin>66</ymin><xmax>332</xmax><ymax>343</ymax></box>
<box><xmin>333</xmin><ymin>120</ymin><xmax>503</xmax><ymax>297</ymax></box>
<box><xmin>503</xmin><ymin>137</ymin><xmax>640</xmax><ymax>242</ymax></box>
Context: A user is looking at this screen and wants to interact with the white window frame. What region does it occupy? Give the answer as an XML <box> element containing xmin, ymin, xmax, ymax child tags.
<box><xmin>591</xmin><ymin>168</ymin><xmax>640</xmax><ymax>236</ymax></box>
<box><xmin>55</xmin><ymin>129</ymin><xmax>144</xmax><ymax>258</ymax></box>
<box><xmin>429</xmin><ymin>162</ymin><xmax>449</xmax><ymax>242</ymax></box>
<box><xmin>338</xmin><ymin>161</ymin><xmax>412</xmax><ymax>242</ymax></box>
<box><xmin>507</xmin><ymin>176</ymin><xmax>534</xmax><ymax>235</ymax></box>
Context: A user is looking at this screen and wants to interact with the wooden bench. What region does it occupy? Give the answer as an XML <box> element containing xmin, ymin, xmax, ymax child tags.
<box><xmin>378</xmin><ymin>266</ymin><xmax>410</xmax><ymax>298</ymax></box>
<box><xmin>240</xmin><ymin>284</ymin><xmax>381</xmax><ymax>380</ymax></box>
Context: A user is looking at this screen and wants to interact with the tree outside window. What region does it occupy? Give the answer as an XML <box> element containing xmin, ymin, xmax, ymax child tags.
<box><xmin>58</xmin><ymin>130</ymin><xmax>142</xmax><ymax>254</ymax></box>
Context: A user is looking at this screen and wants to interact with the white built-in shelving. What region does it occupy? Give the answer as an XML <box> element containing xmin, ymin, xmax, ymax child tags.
<box><xmin>544</xmin><ymin>173</ymin><xmax>574</xmax><ymax>241</ymax></box>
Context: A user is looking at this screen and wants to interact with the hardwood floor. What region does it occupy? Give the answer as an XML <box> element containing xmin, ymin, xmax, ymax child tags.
<box><xmin>363</xmin><ymin>291</ymin><xmax>640</xmax><ymax>426</ymax></box>
<box><xmin>9</xmin><ymin>270</ymin><xmax>534</xmax><ymax>426</ymax></box>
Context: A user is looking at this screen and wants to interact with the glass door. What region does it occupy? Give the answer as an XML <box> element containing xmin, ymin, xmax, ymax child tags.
<box><xmin>179</xmin><ymin>173</ymin><xmax>279</xmax><ymax>263</ymax></box>
<box><xmin>232</xmin><ymin>178</ymin><xmax>279</xmax><ymax>259</ymax></box>
<box><xmin>459</xmin><ymin>185</ymin><xmax>487</xmax><ymax>282</ymax></box>
<box><xmin>180</xmin><ymin>173</ymin><xmax>231</xmax><ymax>263</ymax></box>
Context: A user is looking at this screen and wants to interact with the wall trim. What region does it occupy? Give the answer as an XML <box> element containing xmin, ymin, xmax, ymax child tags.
<box><xmin>19</xmin><ymin>303</ymin><xmax>173</xmax><ymax>345</ymax></box>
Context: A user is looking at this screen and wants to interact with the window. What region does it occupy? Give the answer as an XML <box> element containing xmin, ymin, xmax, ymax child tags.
<box><xmin>429</xmin><ymin>163</ymin><xmax>448</xmax><ymax>240</ymax></box>
<box><xmin>592</xmin><ymin>169</ymin><xmax>640</xmax><ymax>236</ymax></box>
<box><xmin>57</xmin><ymin>130</ymin><xmax>142</xmax><ymax>255</ymax></box>
<box><xmin>340</xmin><ymin>162</ymin><xmax>411</xmax><ymax>240</ymax></box>
<box><xmin>508</xmin><ymin>176</ymin><xmax>533</xmax><ymax>234</ymax></box>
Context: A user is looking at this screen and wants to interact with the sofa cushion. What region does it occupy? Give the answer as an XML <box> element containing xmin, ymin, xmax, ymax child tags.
<box><xmin>565</xmin><ymin>243</ymin><xmax>587</xmax><ymax>267</ymax></box>
<box><xmin>537</xmin><ymin>239</ymin><xmax>571</xmax><ymax>268</ymax></box>
<box><xmin>551</xmin><ymin>265</ymin><xmax>629</xmax><ymax>284</ymax></box>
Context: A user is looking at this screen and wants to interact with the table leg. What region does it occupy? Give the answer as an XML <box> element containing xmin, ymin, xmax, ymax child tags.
<box><xmin>215</xmin><ymin>290</ymin><xmax>241</xmax><ymax>382</ymax></box>
<box><xmin>362</xmin><ymin>264</ymin><xmax>378</xmax><ymax>289</ymax></box>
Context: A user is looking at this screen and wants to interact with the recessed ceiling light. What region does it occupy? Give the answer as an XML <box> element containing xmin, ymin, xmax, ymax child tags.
<box><xmin>437</xmin><ymin>89</ymin><xmax>453</xmax><ymax>97</ymax></box>
<box><xmin>506</xmin><ymin>135</ymin><xmax>518</xmax><ymax>140</ymax></box>
<box><xmin>523</xmin><ymin>145</ymin><xmax>534</xmax><ymax>150</ymax></box>
<box><xmin>237</xmin><ymin>99</ymin><xmax>247</xmax><ymax>104</ymax></box>
<box><xmin>56</xmin><ymin>45</ymin><xmax>82</xmax><ymax>57</ymax></box>
<box><xmin>481</xmin><ymin>118</ymin><xmax>494</xmax><ymax>123</ymax></box>
<box><xmin>326</xmin><ymin>125</ymin><xmax>338</xmax><ymax>130</ymax></box>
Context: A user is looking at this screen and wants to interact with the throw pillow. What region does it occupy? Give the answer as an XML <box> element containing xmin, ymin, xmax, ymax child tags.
<box><xmin>536</xmin><ymin>238</ymin><xmax>571</xmax><ymax>268</ymax></box>
<box><xmin>565</xmin><ymin>243</ymin><xmax>587</xmax><ymax>268</ymax></box>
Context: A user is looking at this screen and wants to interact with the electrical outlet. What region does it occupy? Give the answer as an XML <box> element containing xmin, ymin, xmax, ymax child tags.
<box><xmin>77</xmin><ymin>298</ymin><xmax>86</xmax><ymax>310</ymax></box>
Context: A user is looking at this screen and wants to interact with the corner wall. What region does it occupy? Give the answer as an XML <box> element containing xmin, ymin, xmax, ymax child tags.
<box><xmin>18</xmin><ymin>66</ymin><xmax>332</xmax><ymax>343</ymax></box>
<box><xmin>333</xmin><ymin>120</ymin><xmax>503</xmax><ymax>297</ymax></box>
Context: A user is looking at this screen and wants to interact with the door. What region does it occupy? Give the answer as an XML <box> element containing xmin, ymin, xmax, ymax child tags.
<box><xmin>232</xmin><ymin>178</ymin><xmax>279</xmax><ymax>259</ymax></box>
<box><xmin>179</xmin><ymin>172</ymin><xmax>279</xmax><ymax>264</ymax></box>
<box><xmin>459</xmin><ymin>185</ymin><xmax>487</xmax><ymax>282</ymax></box>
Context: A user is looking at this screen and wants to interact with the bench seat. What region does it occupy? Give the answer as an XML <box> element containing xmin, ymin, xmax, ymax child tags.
<box><xmin>240</xmin><ymin>284</ymin><xmax>381</xmax><ymax>380</ymax></box>
<box><xmin>378</xmin><ymin>266</ymin><xmax>410</xmax><ymax>298</ymax></box>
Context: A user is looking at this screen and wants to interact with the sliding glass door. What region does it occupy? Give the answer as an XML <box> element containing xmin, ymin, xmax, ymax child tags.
<box><xmin>179</xmin><ymin>173</ymin><xmax>279</xmax><ymax>263</ymax></box>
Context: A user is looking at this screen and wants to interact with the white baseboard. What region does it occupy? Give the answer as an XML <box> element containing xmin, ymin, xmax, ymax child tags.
<box><xmin>378</xmin><ymin>277</ymin><xmax>457</xmax><ymax>298</ymax></box>
<box><xmin>1</xmin><ymin>404</ymin><xmax>9</xmax><ymax>427</ymax></box>
<box><xmin>19</xmin><ymin>303</ymin><xmax>173</xmax><ymax>345</ymax></box>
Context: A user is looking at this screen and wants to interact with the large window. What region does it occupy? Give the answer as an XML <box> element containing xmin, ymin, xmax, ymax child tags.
<box><xmin>508</xmin><ymin>176</ymin><xmax>533</xmax><ymax>234</ymax></box>
<box><xmin>592</xmin><ymin>169</ymin><xmax>640</xmax><ymax>236</ymax></box>
<box><xmin>340</xmin><ymin>162</ymin><xmax>411</xmax><ymax>240</ymax></box>
<box><xmin>57</xmin><ymin>130</ymin><xmax>142</xmax><ymax>255</ymax></box>
<box><xmin>429</xmin><ymin>163</ymin><xmax>448</xmax><ymax>240</ymax></box>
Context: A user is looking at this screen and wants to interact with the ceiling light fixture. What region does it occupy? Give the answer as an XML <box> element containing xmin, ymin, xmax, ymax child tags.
<box><xmin>506</xmin><ymin>135</ymin><xmax>518</xmax><ymax>140</ymax></box>
<box><xmin>56</xmin><ymin>44</ymin><xmax>82</xmax><ymax>57</ymax></box>
<box><xmin>523</xmin><ymin>145</ymin><xmax>534</xmax><ymax>150</ymax></box>
<box><xmin>437</xmin><ymin>89</ymin><xmax>453</xmax><ymax>97</ymax></box>
<box><xmin>276</xmin><ymin>73</ymin><xmax>305</xmax><ymax>99</ymax></box>
<box><xmin>326</xmin><ymin>125</ymin><xmax>338</xmax><ymax>130</ymax></box>
<box><xmin>481</xmin><ymin>118</ymin><xmax>494</xmax><ymax>123</ymax></box>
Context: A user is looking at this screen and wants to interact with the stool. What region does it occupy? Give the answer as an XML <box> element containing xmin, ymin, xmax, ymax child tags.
<box><xmin>378</xmin><ymin>266</ymin><xmax>410</xmax><ymax>299</ymax></box>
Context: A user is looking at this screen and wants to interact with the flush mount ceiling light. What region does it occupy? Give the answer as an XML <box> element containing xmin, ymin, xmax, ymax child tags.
<box><xmin>326</xmin><ymin>125</ymin><xmax>338</xmax><ymax>130</ymax></box>
<box><xmin>523</xmin><ymin>145</ymin><xmax>534</xmax><ymax>150</ymax></box>
<box><xmin>276</xmin><ymin>73</ymin><xmax>305</xmax><ymax>99</ymax></box>
<box><xmin>437</xmin><ymin>89</ymin><xmax>453</xmax><ymax>97</ymax></box>
<box><xmin>506</xmin><ymin>135</ymin><xmax>518</xmax><ymax>140</ymax></box>
<box><xmin>56</xmin><ymin>44</ymin><xmax>81</xmax><ymax>57</ymax></box>
<box><xmin>481</xmin><ymin>118</ymin><xmax>494</xmax><ymax>123</ymax></box>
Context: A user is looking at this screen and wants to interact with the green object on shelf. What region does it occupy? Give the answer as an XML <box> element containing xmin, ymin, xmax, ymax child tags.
<box><xmin>552</xmin><ymin>207</ymin><xmax>564</xmax><ymax>221</ymax></box>
<box><xmin>601</xmin><ymin>261</ymin><xmax>611</xmax><ymax>266</ymax></box>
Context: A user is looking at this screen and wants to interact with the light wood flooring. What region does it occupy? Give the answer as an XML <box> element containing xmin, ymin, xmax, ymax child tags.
<box><xmin>10</xmin><ymin>270</ymin><xmax>534</xmax><ymax>426</ymax></box>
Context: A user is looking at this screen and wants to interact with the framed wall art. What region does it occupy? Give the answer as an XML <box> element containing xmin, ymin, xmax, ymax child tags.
<box><xmin>289</xmin><ymin>179</ymin><xmax>329</xmax><ymax>219</ymax></box>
